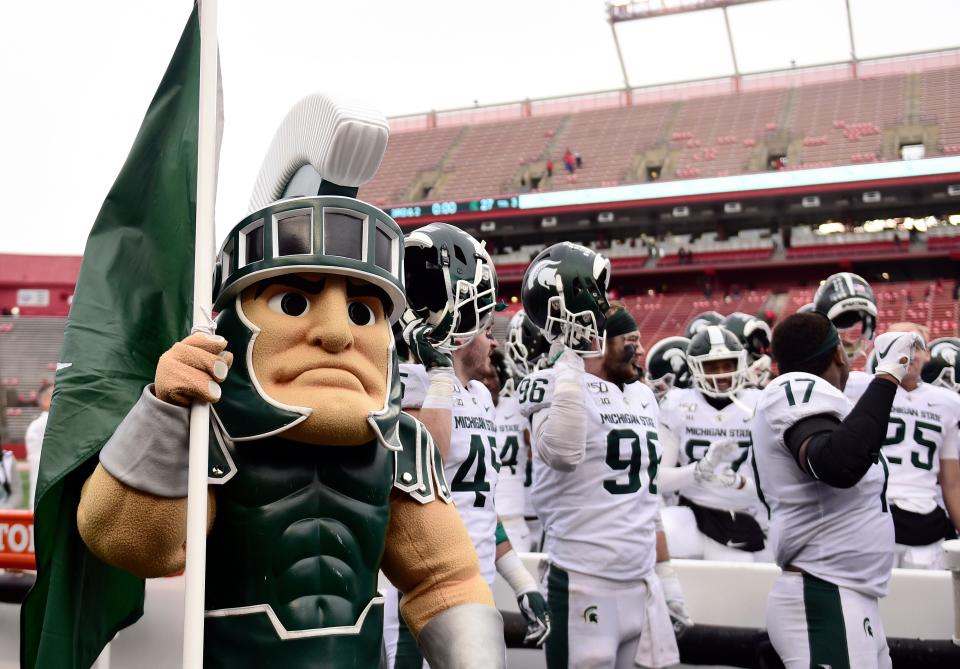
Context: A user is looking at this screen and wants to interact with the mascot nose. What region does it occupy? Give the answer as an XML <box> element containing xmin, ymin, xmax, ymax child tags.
<box><xmin>308</xmin><ymin>292</ymin><xmax>354</xmax><ymax>353</ymax></box>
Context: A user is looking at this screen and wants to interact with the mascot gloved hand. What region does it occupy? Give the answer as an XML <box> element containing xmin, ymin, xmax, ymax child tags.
<box><xmin>77</xmin><ymin>93</ymin><xmax>506</xmax><ymax>669</ymax></box>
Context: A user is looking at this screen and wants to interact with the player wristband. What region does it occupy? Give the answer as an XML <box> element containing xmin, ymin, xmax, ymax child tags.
<box><xmin>496</xmin><ymin>549</ymin><xmax>538</xmax><ymax>596</ymax></box>
<box><xmin>422</xmin><ymin>368</ymin><xmax>455</xmax><ymax>410</ymax></box>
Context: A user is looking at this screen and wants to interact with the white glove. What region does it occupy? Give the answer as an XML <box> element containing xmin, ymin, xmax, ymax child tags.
<box><xmin>873</xmin><ymin>331</ymin><xmax>925</xmax><ymax>383</ymax></box>
<box><xmin>748</xmin><ymin>355</ymin><xmax>772</xmax><ymax>388</ymax></box>
<box><xmin>694</xmin><ymin>439</ymin><xmax>743</xmax><ymax>488</ymax></box>
<box><xmin>655</xmin><ymin>561</ymin><xmax>693</xmax><ymax>639</ymax></box>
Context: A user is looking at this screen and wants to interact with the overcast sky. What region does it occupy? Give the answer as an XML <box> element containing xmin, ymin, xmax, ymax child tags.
<box><xmin>2</xmin><ymin>0</ymin><xmax>958</xmax><ymax>256</ymax></box>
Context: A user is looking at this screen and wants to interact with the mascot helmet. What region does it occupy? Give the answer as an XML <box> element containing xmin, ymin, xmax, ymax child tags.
<box><xmin>211</xmin><ymin>94</ymin><xmax>403</xmax><ymax>446</ymax></box>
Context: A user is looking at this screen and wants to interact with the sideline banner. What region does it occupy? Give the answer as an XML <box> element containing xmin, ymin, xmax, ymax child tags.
<box><xmin>0</xmin><ymin>510</ymin><xmax>34</xmax><ymax>570</ymax></box>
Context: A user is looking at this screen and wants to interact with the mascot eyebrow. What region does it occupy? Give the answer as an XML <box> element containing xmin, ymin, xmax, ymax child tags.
<box><xmin>253</xmin><ymin>275</ymin><xmax>390</xmax><ymax>307</ymax></box>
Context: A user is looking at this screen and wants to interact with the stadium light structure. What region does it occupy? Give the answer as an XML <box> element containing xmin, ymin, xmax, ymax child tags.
<box><xmin>605</xmin><ymin>0</ymin><xmax>859</xmax><ymax>91</ymax></box>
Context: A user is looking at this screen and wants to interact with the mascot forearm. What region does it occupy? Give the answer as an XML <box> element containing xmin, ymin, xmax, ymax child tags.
<box><xmin>78</xmin><ymin>331</ymin><xmax>228</xmax><ymax>577</ymax></box>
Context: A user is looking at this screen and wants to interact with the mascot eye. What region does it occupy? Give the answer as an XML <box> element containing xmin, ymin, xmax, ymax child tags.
<box><xmin>348</xmin><ymin>301</ymin><xmax>376</xmax><ymax>327</ymax></box>
<box><xmin>267</xmin><ymin>292</ymin><xmax>310</xmax><ymax>317</ymax></box>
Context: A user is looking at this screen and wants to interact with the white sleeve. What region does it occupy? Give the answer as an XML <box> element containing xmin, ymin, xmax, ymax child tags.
<box><xmin>654</xmin><ymin>420</ymin><xmax>697</xmax><ymax>494</ymax></box>
<box><xmin>399</xmin><ymin>363</ymin><xmax>429</xmax><ymax>410</ymax></box>
<box><xmin>25</xmin><ymin>414</ymin><xmax>46</xmax><ymax>509</ymax></box>
<box><xmin>940</xmin><ymin>392</ymin><xmax>960</xmax><ymax>460</ymax></box>
<box><xmin>526</xmin><ymin>354</ymin><xmax>587</xmax><ymax>472</ymax></box>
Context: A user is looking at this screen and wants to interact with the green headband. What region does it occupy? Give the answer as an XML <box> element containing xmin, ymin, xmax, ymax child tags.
<box><xmin>795</xmin><ymin>322</ymin><xmax>841</xmax><ymax>364</ymax></box>
<box><xmin>605</xmin><ymin>308</ymin><xmax>638</xmax><ymax>339</ymax></box>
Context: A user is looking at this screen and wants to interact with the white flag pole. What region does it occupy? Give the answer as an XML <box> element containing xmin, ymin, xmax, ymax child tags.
<box><xmin>183</xmin><ymin>0</ymin><xmax>219</xmax><ymax>666</ymax></box>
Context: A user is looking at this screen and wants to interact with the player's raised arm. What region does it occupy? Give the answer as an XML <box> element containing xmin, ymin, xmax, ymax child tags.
<box><xmin>776</xmin><ymin>325</ymin><xmax>922</xmax><ymax>487</ymax></box>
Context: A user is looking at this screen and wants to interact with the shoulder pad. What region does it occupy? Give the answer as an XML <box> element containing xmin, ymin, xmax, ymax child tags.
<box><xmin>394</xmin><ymin>412</ymin><xmax>453</xmax><ymax>504</ymax></box>
<box><xmin>759</xmin><ymin>372</ymin><xmax>851</xmax><ymax>442</ymax></box>
<box><xmin>517</xmin><ymin>368</ymin><xmax>557</xmax><ymax>419</ymax></box>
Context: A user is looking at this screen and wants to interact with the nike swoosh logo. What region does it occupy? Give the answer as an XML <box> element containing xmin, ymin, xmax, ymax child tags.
<box><xmin>641</xmin><ymin>402</ymin><xmax>650</xmax><ymax>409</ymax></box>
<box><xmin>878</xmin><ymin>335</ymin><xmax>903</xmax><ymax>359</ymax></box>
<box><xmin>726</xmin><ymin>540</ymin><xmax>748</xmax><ymax>549</ymax></box>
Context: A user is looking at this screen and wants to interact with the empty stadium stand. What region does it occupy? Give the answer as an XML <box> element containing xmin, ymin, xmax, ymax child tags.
<box><xmin>372</xmin><ymin>56</ymin><xmax>960</xmax><ymax>208</ymax></box>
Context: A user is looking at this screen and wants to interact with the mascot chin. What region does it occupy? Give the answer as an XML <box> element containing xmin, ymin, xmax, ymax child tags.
<box><xmin>77</xmin><ymin>93</ymin><xmax>507</xmax><ymax>668</ymax></box>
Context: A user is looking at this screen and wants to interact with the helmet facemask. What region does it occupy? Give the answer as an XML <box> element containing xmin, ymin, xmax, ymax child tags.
<box><xmin>688</xmin><ymin>350</ymin><xmax>748</xmax><ymax>398</ymax></box>
<box><xmin>545</xmin><ymin>286</ymin><xmax>606</xmax><ymax>357</ymax></box>
<box><xmin>444</xmin><ymin>261</ymin><xmax>496</xmax><ymax>350</ymax></box>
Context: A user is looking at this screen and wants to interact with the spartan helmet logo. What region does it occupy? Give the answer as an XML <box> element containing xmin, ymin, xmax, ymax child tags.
<box><xmin>664</xmin><ymin>347</ymin><xmax>686</xmax><ymax>373</ymax></box>
<box><xmin>689</xmin><ymin>319</ymin><xmax>712</xmax><ymax>336</ymax></box>
<box><xmin>526</xmin><ymin>259</ymin><xmax>561</xmax><ymax>291</ymax></box>
<box><xmin>931</xmin><ymin>341</ymin><xmax>959</xmax><ymax>366</ymax></box>
<box><xmin>863</xmin><ymin>617</ymin><xmax>874</xmax><ymax>638</ymax></box>
<box><xmin>583</xmin><ymin>605</ymin><xmax>599</xmax><ymax>624</ymax></box>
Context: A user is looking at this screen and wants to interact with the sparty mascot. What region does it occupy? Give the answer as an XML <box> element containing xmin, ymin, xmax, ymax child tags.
<box><xmin>76</xmin><ymin>94</ymin><xmax>506</xmax><ymax>668</ymax></box>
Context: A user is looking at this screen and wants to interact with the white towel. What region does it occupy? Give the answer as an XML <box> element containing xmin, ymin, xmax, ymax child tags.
<box><xmin>633</xmin><ymin>573</ymin><xmax>680</xmax><ymax>668</ymax></box>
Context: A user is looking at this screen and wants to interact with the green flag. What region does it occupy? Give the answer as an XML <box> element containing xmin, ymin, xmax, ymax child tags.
<box><xmin>21</xmin><ymin>6</ymin><xmax>202</xmax><ymax>667</ymax></box>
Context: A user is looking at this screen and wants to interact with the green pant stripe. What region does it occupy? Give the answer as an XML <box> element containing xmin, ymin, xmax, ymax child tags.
<box><xmin>545</xmin><ymin>564</ymin><xmax>570</xmax><ymax>669</ymax></box>
<box><xmin>803</xmin><ymin>573</ymin><xmax>850</xmax><ymax>669</ymax></box>
<box><xmin>395</xmin><ymin>597</ymin><xmax>424</xmax><ymax>669</ymax></box>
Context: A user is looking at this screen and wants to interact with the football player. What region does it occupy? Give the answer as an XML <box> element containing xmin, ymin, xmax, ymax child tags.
<box><xmin>644</xmin><ymin>336</ymin><xmax>692</xmax><ymax>402</ymax></box>
<box><xmin>519</xmin><ymin>242</ymin><xmax>689</xmax><ymax>669</ymax></box>
<box><xmin>812</xmin><ymin>272</ymin><xmax>877</xmax><ymax>364</ymax></box>
<box><xmin>657</xmin><ymin>326</ymin><xmax>768</xmax><ymax>562</ymax></box>
<box><xmin>384</xmin><ymin>224</ymin><xmax>550</xmax><ymax>668</ymax></box>
<box><xmin>484</xmin><ymin>349</ymin><xmax>535</xmax><ymax>552</ymax></box>
<box><xmin>921</xmin><ymin>337</ymin><xmax>960</xmax><ymax>392</ymax></box>
<box><xmin>721</xmin><ymin>311</ymin><xmax>774</xmax><ymax>388</ymax></box>
<box><xmin>844</xmin><ymin>323</ymin><xmax>960</xmax><ymax>569</ymax></box>
<box><xmin>504</xmin><ymin>310</ymin><xmax>551</xmax><ymax>547</ymax></box>
<box><xmin>753</xmin><ymin>312</ymin><xmax>923</xmax><ymax>669</ymax></box>
<box><xmin>683</xmin><ymin>310</ymin><xmax>724</xmax><ymax>338</ymax></box>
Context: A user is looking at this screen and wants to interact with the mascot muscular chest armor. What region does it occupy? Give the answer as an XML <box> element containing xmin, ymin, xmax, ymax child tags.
<box><xmin>77</xmin><ymin>95</ymin><xmax>506</xmax><ymax>668</ymax></box>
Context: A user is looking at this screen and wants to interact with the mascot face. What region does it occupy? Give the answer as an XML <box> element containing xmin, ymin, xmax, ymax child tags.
<box><xmin>242</xmin><ymin>272</ymin><xmax>391</xmax><ymax>446</ymax></box>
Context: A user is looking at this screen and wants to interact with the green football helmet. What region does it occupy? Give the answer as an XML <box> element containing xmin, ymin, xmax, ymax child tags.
<box><xmin>686</xmin><ymin>325</ymin><xmax>748</xmax><ymax>399</ymax></box>
<box><xmin>505</xmin><ymin>310</ymin><xmax>550</xmax><ymax>377</ymax></box>
<box><xmin>404</xmin><ymin>223</ymin><xmax>498</xmax><ymax>351</ymax></box>
<box><xmin>521</xmin><ymin>242</ymin><xmax>611</xmax><ymax>357</ymax></box>
<box><xmin>720</xmin><ymin>312</ymin><xmax>771</xmax><ymax>360</ymax></box>
<box><xmin>644</xmin><ymin>336</ymin><xmax>692</xmax><ymax>401</ymax></box>
<box><xmin>922</xmin><ymin>337</ymin><xmax>960</xmax><ymax>392</ymax></box>
<box><xmin>683</xmin><ymin>311</ymin><xmax>724</xmax><ymax>339</ymax></box>
<box><xmin>814</xmin><ymin>272</ymin><xmax>877</xmax><ymax>361</ymax></box>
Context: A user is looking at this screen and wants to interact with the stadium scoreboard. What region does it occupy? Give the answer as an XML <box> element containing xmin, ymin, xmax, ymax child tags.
<box><xmin>389</xmin><ymin>196</ymin><xmax>520</xmax><ymax>220</ymax></box>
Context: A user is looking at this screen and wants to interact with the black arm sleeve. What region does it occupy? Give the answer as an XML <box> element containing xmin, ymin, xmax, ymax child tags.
<box><xmin>784</xmin><ymin>378</ymin><xmax>897</xmax><ymax>488</ymax></box>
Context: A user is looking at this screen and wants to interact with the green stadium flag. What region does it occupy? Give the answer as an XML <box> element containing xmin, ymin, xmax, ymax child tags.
<box><xmin>21</xmin><ymin>6</ymin><xmax>205</xmax><ymax>667</ymax></box>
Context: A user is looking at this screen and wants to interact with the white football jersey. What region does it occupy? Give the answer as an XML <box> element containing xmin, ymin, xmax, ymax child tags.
<box><xmin>658</xmin><ymin>387</ymin><xmax>762</xmax><ymax>512</ymax></box>
<box><xmin>752</xmin><ymin>372</ymin><xmax>894</xmax><ymax>598</ymax></box>
<box><xmin>878</xmin><ymin>383</ymin><xmax>960</xmax><ymax>514</ymax></box>
<box><xmin>841</xmin><ymin>369</ymin><xmax>872</xmax><ymax>402</ymax></box>
<box><xmin>519</xmin><ymin>368</ymin><xmax>662</xmax><ymax>582</ymax></box>
<box><xmin>493</xmin><ymin>394</ymin><xmax>529</xmax><ymax>518</ymax></box>
<box><xmin>400</xmin><ymin>363</ymin><xmax>500</xmax><ymax>584</ymax></box>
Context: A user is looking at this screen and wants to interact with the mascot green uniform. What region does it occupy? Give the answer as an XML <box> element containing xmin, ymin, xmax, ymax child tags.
<box><xmin>76</xmin><ymin>94</ymin><xmax>507</xmax><ymax>668</ymax></box>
